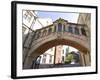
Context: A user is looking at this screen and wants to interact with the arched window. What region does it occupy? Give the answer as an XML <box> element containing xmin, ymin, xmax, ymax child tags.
<box><xmin>63</xmin><ymin>24</ymin><xmax>65</xmax><ymax>32</ymax></box>
<box><xmin>48</xmin><ymin>28</ymin><xmax>52</xmax><ymax>34</ymax></box>
<box><xmin>58</xmin><ymin>23</ymin><xmax>62</xmax><ymax>32</ymax></box>
<box><xmin>54</xmin><ymin>26</ymin><xmax>56</xmax><ymax>32</ymax></box>
<box><xmin>74</xmin><ymin>27</ymin><xmax>80</xmax><ymax>35</ymax></box>
<box><xmin>63</xmin><ymin>24</ymin><xmax>67</xmax><ymax>32</ymax></box>
<box><xmin>68</xmin><ymin>26</ymin><xmax>73</xmax><ymax>33</ymax></box>
<box><xmin>42</xmin><ymin>29</ymin><xmax>47</xmax><ymax>36</ymax></box>
<box><xmin>81</xmin><ymin>28</ymin><xmax>87</xmax><ymax>36</ymax></box>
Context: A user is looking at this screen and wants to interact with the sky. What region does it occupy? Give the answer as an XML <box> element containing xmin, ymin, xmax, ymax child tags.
<box><xmin>37</xmin><ymin>11</ymin><xmax>79</xmax><ymax>23</ymax></box>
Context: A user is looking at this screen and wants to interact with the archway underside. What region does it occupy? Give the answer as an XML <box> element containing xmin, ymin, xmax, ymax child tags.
<box><xmin>30</xmin><ymin>39</ymin><xmax>89</xmax><ymax>57</ymax></box>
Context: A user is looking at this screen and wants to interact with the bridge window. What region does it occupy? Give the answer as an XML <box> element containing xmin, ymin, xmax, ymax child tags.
<box><xmin>42</xmin><ymin>29</ymin><xmax>47</xmax><ymax>36</ymax></box>
<box><xmin>58</xmin><ymin>23</ymin><xmax>62</xmax><ymax>32</ymax></box>
<box><xmin>63</xmin><ymin>24</ymin><xmax>67</xmax><ymax>32</ymax></box>
<box><xmin>23</xmin><ymin>11</ymin><xmax>32</xmax><ymax>22</ymax></box>
<box><xmin>62</xmin><ymin>49</ymin><xmax>64</xmax><ymax>54</ymax></box>
<box><xmin>74</xmin><ymin>27</ymin><xmax>80</xmax><ymax>35</ymax></box>
<box><xmin>63</xmin><ymin>25</ymin><xmax>65</xmax><ymax>32</ymax></box>
<box><xmin>68</xmin><ymin>26</ymin><xmax>73</xmax><ymax>33</ymax></box>
<box><xmin>42</xmin><ymin>55</ymin><xmax>46</xmax><ymax>64</ymax></box>
<box><xmin>48</xmin><ymin>28</ymin><xmax>52</xmax><ymax>34</ymax></box>
<box><xmin>54</xmin><ymin>26</ymin><xmax>56</xmax><ymax>32</ymax></box>
<box><xmin>62</xmin><ymin>56</ymin><xmax>64</xmax><ymax>63</ymax></box>
<box><xmin>81</xmin><ymin>28</ymin><xmax>87</xmax><ymax>36</ymax></box>
<box><xmin>49</xmin><ymin>55</ymin><xmax>52</xmax><ymax>63</ymax></box>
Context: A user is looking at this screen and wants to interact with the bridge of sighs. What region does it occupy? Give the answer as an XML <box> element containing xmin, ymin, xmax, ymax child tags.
<box><xmin>23</xmin><ymin>18</ymin><xmax>90</xmax><ymax>69</ymax></box>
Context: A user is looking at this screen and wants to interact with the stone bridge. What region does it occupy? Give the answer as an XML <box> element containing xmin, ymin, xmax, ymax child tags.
<box><xmin>23</xmin><ymin>18</ymin><xmax>90</xmax><ymax>69</ymax></box>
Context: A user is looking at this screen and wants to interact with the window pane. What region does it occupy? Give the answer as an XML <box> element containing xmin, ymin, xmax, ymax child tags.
<box><xmin>81</xmin><ymin>28</ymin><xmax>87</xmax><ymax>36</ymax></box>
<box><xmin>49</xmin><ymin>55</ymin><xmax>52</xmax><ymax>63</ymax></box>
<box><xmin>63</xmin><ymin>25</ymin><xmax>67</xmax><ymax>32</ymax></box>
<box><xmin>58</xmin><ymin>23</ymin><xmax>62</xmax><ymax>32</ymax></box>
<box><xmin>62</xmin><ymin>56</ymin><xmax>64</xmax><ymax>62</ymax></box>
<box><xmin>74</xmin><ymin>27</ymin><xmax>80</xmax><ymax>35</ymax></box>
<box><xmin>48</xmin><ymin>28</ymin><xmax>52</xmax><ymax>34</ymax></box>
<box><xmin>23</xmin><ymin>11</ymin><xmax>32</xmax><ymax>22</ymax></box>
<box><xmin>54</xmin><ymin>26</ymin><xmax>56</xmax><ymax>32</ymax></box>
<box><xmin>68</xmin><ymin>26</ymin><xmax>73</xmax><ymax>33</ymax></box>
<box><xmin>42</xmin><ymin>30</ymin><xmax>47</xmax><ymax>36</ymax></box>
<box><xmin>23</xmin><ymin>13</ymin><xmax>27</xmax><ymax>19</ymax></box>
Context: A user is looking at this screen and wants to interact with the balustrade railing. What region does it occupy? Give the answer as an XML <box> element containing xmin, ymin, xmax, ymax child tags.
<box><xmin>33</xmin><ymin>23</ymin><xmax>88</xmax><ymax>40</ymax></box>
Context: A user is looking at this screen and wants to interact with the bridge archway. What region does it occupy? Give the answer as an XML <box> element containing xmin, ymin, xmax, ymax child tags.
<box><xmin>23</xmin><ymin>18</ymin><xmax>90</xmax><ymax>69</ymax></box>
<box><xmin>31</xmin><ymin>39</ymin><xmax>88</xmax><ymax>56</ymax></box>
<box><xmin>24</xmin><ymin>38</ymin><xmax>90</xmax><ymax>69</ymax></box>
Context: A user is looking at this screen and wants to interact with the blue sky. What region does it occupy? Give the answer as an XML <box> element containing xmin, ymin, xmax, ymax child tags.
<box><xmin>37</xmin><ymin>11</ymin><xmax>79</xmax><ymax>23</ymax></box>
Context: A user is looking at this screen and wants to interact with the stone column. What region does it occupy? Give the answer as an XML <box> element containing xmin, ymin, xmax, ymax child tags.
<box><xmin>79</xmin><ymin>51</ymin><xmax>86</xmax><ymax>66</ymax></box>
<box><xmin>84</xmin><ymin>52</ymin><xmax>91</xmax><ymax>66</ymax></box>
<box><xmin>79</xmin><ymin>51</ymin><xmax>90</xmax><ymax>66</ymax></box>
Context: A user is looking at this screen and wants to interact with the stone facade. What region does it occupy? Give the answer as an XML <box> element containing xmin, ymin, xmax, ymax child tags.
<box><xmin>77</xmin><ymin>13</ymin><xmax>91</xmax><ymax>66</ymax></box>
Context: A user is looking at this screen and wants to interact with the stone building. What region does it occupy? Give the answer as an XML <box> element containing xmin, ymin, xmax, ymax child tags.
<box><xmin>77</xmin><ymin>13</ymin><xmax>91</xmax><ymax>66</ymax></box>
<box><xmin>77</xmin><ymin>13</ymin><xmax>91</xmax><ymax>30</ymax></box>
<box><xmin>39</xmin><ymin>47</ymin><xmax>55</xmax><ymax>64</ymax></box>
<box><xmin>22</xmin><ymin>12</ymin><xmax>90</xmax><ymax>69</ymax></box>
